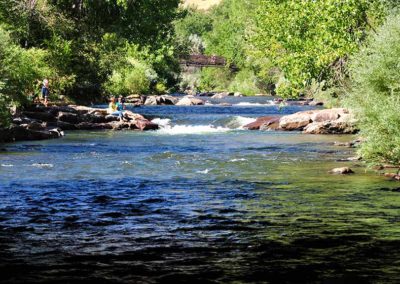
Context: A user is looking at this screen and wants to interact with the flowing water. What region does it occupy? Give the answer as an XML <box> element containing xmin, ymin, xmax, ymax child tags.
<box><xmin>0</xmin><ymin>96</ymin><xmax>399</xmax><ymax>283</ymax></box>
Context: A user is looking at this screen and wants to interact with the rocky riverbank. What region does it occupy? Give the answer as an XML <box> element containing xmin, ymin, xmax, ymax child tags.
<box><xmin>0</xmin><ymin>105</ymin><xmax>158</xmax><ymax>143</ymax></box>
<box><xmin>125</xmin><ymin>93</ymin><xmax>324</xmax><ymax>107</ymax></box>
<box><xmin>244</xmin><ymin>108</ymin><xmax>357</xmax><ymax>134</ymax></box>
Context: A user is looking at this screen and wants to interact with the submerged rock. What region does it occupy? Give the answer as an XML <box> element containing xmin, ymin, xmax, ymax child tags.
<box><xmin>144</xmin><ymin>96</ymin><xmax>158</xmax><ymax>106</ymax></box>
<box><xmin>329</xmin><ymin>167</ymin><xmax>354</xmax><ymax>174</ymax></box>
<box><xmin>244</xmin><ymin>116</ymin><xmax>280</xmax><ymax>130</ymax></box>
<box><xmin>384</xmin><ymin>173</ymin><xmax>400</xmax><ymax>180</ymax></box>
<box><xmin>211</xmin><ymin>92</ymin><xmax>233</xmax><ymax>99</ymax></box>
<box><xmin>176</xmin><ymin>96</ymin><xmax>204</xmax><ymax>106</ymax></box>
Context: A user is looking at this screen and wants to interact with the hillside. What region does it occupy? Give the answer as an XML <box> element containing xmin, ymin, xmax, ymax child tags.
<box><xmin>183</xmin><ymin>0</ymin><xmax>221</xmax><ymax>10</ymax></box>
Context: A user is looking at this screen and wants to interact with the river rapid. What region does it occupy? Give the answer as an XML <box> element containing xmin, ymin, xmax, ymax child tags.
<box><xmin>0</xmin><ymin>96</ymin><xmax>399</xmax><ymax>283</ymax></box>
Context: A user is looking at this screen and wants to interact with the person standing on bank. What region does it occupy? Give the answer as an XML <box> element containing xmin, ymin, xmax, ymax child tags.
<box><xmin>41</xmin><ymin>79</ymin><xmax>50</xmax><ymax>107</ymax></box>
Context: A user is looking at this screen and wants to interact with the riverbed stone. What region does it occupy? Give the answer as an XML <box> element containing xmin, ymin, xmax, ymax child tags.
<box><xmin>25</xmin><ymin>122</ymin><xmax>46</xmax><ymax>131</ymax></box>
<box><xmin>310</xmin><ymin>108</ymin><xmax>347</xmax><ymax>122</ymax></box>
<box><xmin>244</xmin><ymin>116</ymin><xmax>280</xmax><ymax>130</ymax></box>
<box><xmin>329</xmin><ymin>167</ymin><xmax>354</xmax><ymax>174</ymax></box>
<box><xmin>56</xmin><ymin>121</ymin><xmax>77</xmax><ymax>130</ymax></box>
<box><xmin>58</xmin><ymin>112</ymin><xmax>79</xmax><ymax>124</ymax></box>
<box><xmin>279</xmin><ymin>110</ymin><xmax>315</xmax><ymax>130</ymax></box>
<box><xmin>309</xmin><ymin>100</ymin><xmax>324</xmax><ymax>106</ymax></box>
<box><xmin>159</xmin><ymin>95</ymin><xmax>179</xmax><ymax>105</ymax></box>
<box><xmin>176</xmin><ymin>96</ymin><xmax>204</xmax><ymax>106</ymax></box>
<box><xmin>304</xmin><ymin>120</ymin><xmax>357</xmax><ymax>135</ymax></box>
<box><xmin>211</xmin><ymin>92</ymin><xmax>232</xmax><ymax>99</ymax></box>
<box><xmin>22</xmin><ymin>111</ymin><xmax>56</xmax><ymax>122</ymax></box>
<box><xmin>134</xmin><ymin>119</ymin><xmax>159</xmax><ymax>131</ymax></box>
<box><xmin>144</xmin><ymin>96</ymin><xmax>158</xmax><ymax>105</ymax></box>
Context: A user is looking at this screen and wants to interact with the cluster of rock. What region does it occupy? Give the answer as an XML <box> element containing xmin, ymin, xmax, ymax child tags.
<box><xmin>125</xmin><ymin>94</ymin><xmax>205</xmax><ymax>106</ymax></box>
<box><xmin>0</xmin><ymin>105</ymin><xmax>158</xmax><ymax>143</ymax></box>
<box><xmin>244</xmin><ymin>108</ymin><xmax>357</xmax><ymax>134</ymax></box>
<box><xmin>197</xmin><ymin>92</ymin><xmax>244</xmax><ymax>98</ymax></box>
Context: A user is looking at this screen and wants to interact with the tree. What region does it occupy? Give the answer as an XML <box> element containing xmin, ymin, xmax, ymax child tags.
<box><xmin>346</xmin><ymin>14</ymin><xmax>400</xmax><ymax>164</ymax></box>
<box><xmin>251</xmin><ymin>0</ymin><xmax>385</xmax><ymax>97</ymax></box>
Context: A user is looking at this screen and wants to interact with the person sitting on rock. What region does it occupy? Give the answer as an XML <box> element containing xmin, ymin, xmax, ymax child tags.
<box><xmin>108</xmin><ymin>97</ymin><xmax>123</xmax><ymax>120</ymax></box>
<box><xmin>116</xmin><ymin>96</ymin><xmax>126</xmax><ymax>112</ymax></box>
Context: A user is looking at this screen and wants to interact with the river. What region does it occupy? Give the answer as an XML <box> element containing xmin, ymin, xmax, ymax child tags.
<box><xmin>0</xmin><ymin>96</ymin><xmax>399</xmax><ymax>283</ymax></box>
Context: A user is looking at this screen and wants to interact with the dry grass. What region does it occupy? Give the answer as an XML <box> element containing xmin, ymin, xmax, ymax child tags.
<box><xmin>182</xmin><ymin>0</ymin><xmax>222</xmax><ymax>10</ymax></box>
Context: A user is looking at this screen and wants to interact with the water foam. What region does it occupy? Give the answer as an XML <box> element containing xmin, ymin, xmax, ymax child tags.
<box><xmin>152</xmin><ymin>117</ymin><xmax>231</xmax><ymax>135</ymax></box>
<box><xmin>225</xmin><ymin>116</ymin><xmax>257</xmax><ymax>129</ymax></box>
<box><xmin>31</xmin><ymin>163</ymin><xmax>54</xmax><ymax>168</ymax></box>
<box><xmin>229</xmin><ymin>158</ymin><xmax>247</xmax><ymax>162</ymax></box>
<box><xmin>151</xmin><ymin>118</ymin><xmax>171</xmax><ymax>128</ymax></box>
<box><xmin>234</xmin><ymin>101</ymin><xmax>275</xmax><ymax>107</ymax></box>
<box><xmin>197</xmin><ymin>169</ymin><xmax>210</xmax><ymax>174</ymax></box>
<box><xmin>1</xmin><ymin>164</ymin><xmax>13</xmax><ymax>167</ymax></box>
<box><xmin>157</xmin><ymin>124</ymin><xmax>230</xmax><ymax>135</ymax></box>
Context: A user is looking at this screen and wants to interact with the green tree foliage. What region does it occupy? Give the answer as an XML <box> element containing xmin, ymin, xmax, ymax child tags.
<box><xmin>204</xmin><ymin>0</ymin><xmax>258</xmax><ymax>67</ymax></box>
<box><xmin>199</xmin><ymin>68</ymin><xmax>232</xmax><ymax>92</ymax></box>
<box><xmin>0</xmin><ymin>0</ymin><xmax>181</xmax><ymax>126</ymax></box>
<box><xmin>251</xmin><ymin>0</ymin><xmax>385</xmax><ymax>97</ymax></box>
<box><xmin>174</xmin><ymin>8</ymin><xmax>213</xmax><ymax>55</ymax></box>
<box><xmin>346</xmin><ymin>15</ymin><xmax>400</xmax><ymax>164</ymax></box>
<box><xmin>0</xmin><ymin>27</ymin><xmax>63</xmax><ymax>126</ymax></box>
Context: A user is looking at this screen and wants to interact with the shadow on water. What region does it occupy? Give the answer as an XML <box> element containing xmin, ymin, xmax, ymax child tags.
<box><xmin>0</xmin><ymin>177</ymin><xmax>400</xmax><ymax>283</ymax></box>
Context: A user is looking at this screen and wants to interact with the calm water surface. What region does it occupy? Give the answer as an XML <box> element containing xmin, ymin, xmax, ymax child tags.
<box><xmin>0</xmin><ymin>97</ymin><xmax>399</xmax><ymax>283</ymax></box>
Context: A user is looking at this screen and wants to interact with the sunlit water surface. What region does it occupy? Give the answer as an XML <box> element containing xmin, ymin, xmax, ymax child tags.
<box><xmin>1</xmin><ymin>97</ymin><xmax>399</xmax><ymax>283</ymax></box>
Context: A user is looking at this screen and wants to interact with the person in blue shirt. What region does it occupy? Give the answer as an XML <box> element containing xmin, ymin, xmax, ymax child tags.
<box><xmin>41</xmin><ymin>79</ymin><xmax>50</xmax><ymax>107</ymax></box>
<box><xmin>116</xmin><ymin>96</ymin><xmax>125</xmax><ymax>112</ymax></box>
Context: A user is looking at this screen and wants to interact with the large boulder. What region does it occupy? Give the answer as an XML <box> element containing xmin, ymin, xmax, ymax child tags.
<box><xmin>76</xmin><ymin>122</ymin><xmax>113</xmax><ymax>130</ymax></box>
<box><xmin>198</xmin><ymin>92</ymin><xmax>215</xmax><ymax>97</ymax></box>
<box><xmin>81</xmin><ymin>113</ymin><xmax>107</xmax><ymax>124</ymax></box>
<box><xmin>58</xmin><ymin>112</ymin><xmax>79</xmax><ymax>124</ymax></box>
<box><xmin>279</xmin><ymin>110</ymin><xmax>315</xmax><ymax>130</ymax></box>
<box><xmin>244</xmin><ymin>116</ymin><xmax>280</xmax><ymax>130</ymax></box>
<box><xmin>68</xmin><ymin>105</ymin><xmax>96</xmax><ymax>115</ymax></box>
<box><xmin>25</xmin><ymin>122</ymin><xmax>46</xmax><ymax>131</ymax></box>
<box><xmin>176</xmin><ymin>96</ymin><xmax>204</xmax><ymax>106</ymax></box>
<box><xmin>309</xmin><ymin>100</ymin><xmax>324</xmax><ymax>106</ymax></box>
<box><xmin>304</xmin><ymin>111</ymin><xmax>357</xmax><ymax>134</ymax></box>
<box><xmin>303</xmin><ymin>120</ymin><xmax>357</xmax><ymax>134</ymax></box>
<box><xmin>56</xmin><ymin>121</ymin><xmax>77</xmax><ymax>130</ymax></box>
<box><xmin>211</xmin><ymin>92</ymin><xmax>232</xmax><ymax>99</ymax></box>
<box><xmin>329</xmin><ymin>167</ymin><xmax>354</xmax><ymax>174</ymax></box>
<box><xmin>6</xmin><ymin>125</ymin><xmax>62</xmax><ymax>141</ymax></box>
<box><xmin>310</xmin><ymin>108</ymin><xmax>348</xmax><ymax>122</ymax></box>
<box><xmin>104</xmin><ymin>115</ymin><xmax>120</xmax><ymax>123</ymax></box>
<box><xmin>144</xmin><ymin>96</ymin><xmax>158</xmax><ymax>105</ymax></box>
<box><xmin>22</xmin><ymin>111</ymin><xmax>56</xmax><ymax>122</ymax></box>
<box><xmin>260</xmin><ymin>118</ymin><xmax>281</xmax><ymax>131</ymax></box>
<box><xmin>134</xmin><ymin>119</ymin><xmax>159</xmax><ymax>131</ymax></box>
<box><xmin>124</xmin><ymin>110</ymin><xmax>145</xmax><ymax>121</ymax></box>
<box><xmin>159</xmin><ymin>95</ymin><xmax>179</xmax><ymax>105</ymax></box>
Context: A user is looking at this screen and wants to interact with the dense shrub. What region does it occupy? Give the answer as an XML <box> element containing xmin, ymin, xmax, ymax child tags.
<box><xmin>228</xmin><ymin>69</ymin><xmax>260</xmax><ymax>95</ymax></box>
<box><xmin>198</xmin><ymin>68</ymin><xmax>232</xmax><ymax>92</ymax></box>
<box><xmin>0</xmin><ymin>27</ymin><xmax>58</xmax><ymax>126</ymax></box>
<box><xmin>346</xmin><ymin>15</ymin><xmax>400</xmax><ymax>164</ymax></box>
<box><xmin>251</xmin><ymin>0</ymin><xmax>386</xmax><ymax>98</ymax></box>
